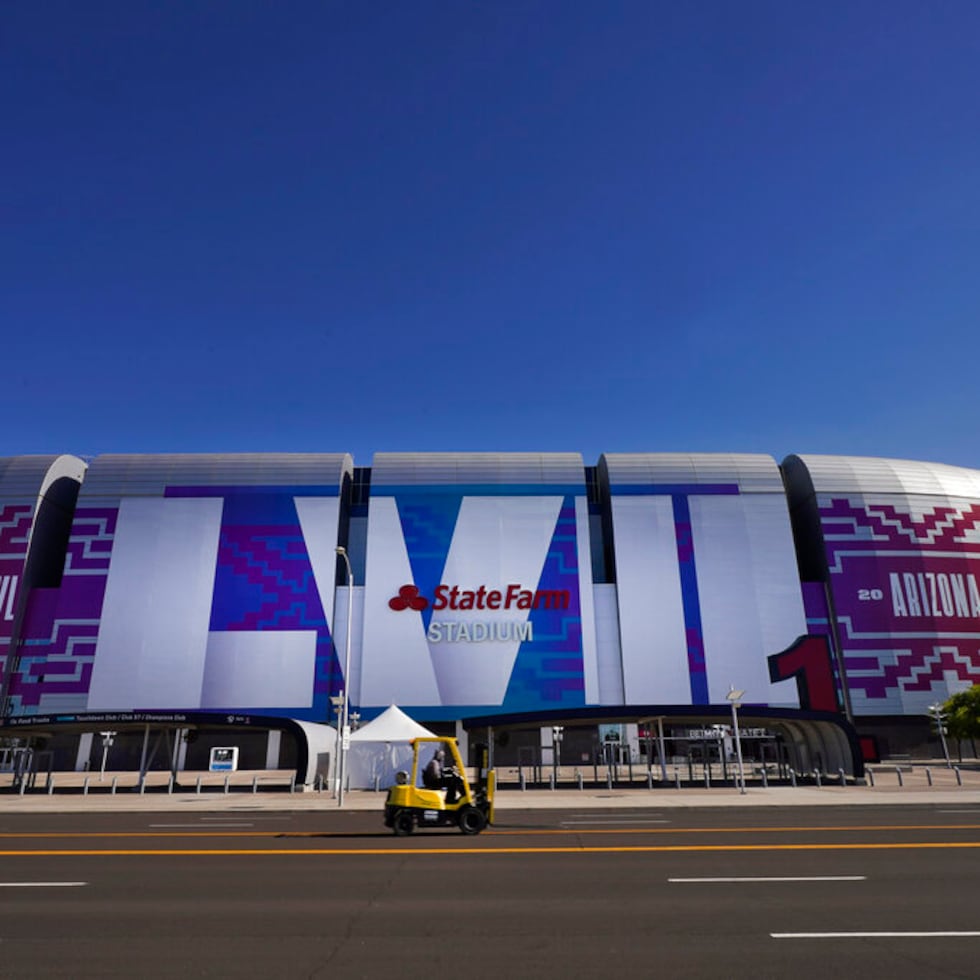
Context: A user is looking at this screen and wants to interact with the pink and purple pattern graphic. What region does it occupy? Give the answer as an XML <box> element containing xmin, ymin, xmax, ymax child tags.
<box><xmin>9</xmin><ymin>507</ymin><xmax>116</xmax><ymax>713</ymax></box>
<box><xmin>820</xmin><ymin>497</ymin><xmax>980</xmax><ymax>712</ymax></box>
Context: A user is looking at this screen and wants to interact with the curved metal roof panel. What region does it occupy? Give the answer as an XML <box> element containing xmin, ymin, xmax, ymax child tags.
<box><xmin>370</xmin><ymin>452</ymin><xmax>586</xmax><ymax>487</ymax></box>
<box><xmin>78</xmin><ymin>453</ymin><xmax>353</xmax><ymax>498</ymax></box>
<box><xmin>0</xmin><ymin>455</ymin><xmax>87</xmax><ymax>503</ymax></box>
<box><xmin>599</xmin><ymin>453</ymin><xmax>784</xmax><ymax>492</ymax></box>
<box><xmin>786</xmin><ymin>455</ymin><xmax>980</xmax><ymax>498</ymax></box>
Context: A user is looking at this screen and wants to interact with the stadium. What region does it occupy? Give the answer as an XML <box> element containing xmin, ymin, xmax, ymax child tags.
<box><xmin>2</xmin><ymin>451</ymin><xmax>978</xmax><ymax>789</ymax></box>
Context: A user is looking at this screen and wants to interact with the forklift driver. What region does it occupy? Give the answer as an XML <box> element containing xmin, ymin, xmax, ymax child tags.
<box><xmin>422</xmin><ymin>748</ymin><xmax>465</xmax><ymax>804</ymax></box>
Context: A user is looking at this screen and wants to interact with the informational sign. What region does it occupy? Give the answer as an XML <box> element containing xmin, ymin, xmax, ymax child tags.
<box><xmin>209</xmin><ymin>746</ymin><xmax>239</xmax><ymax>772</ymax></box>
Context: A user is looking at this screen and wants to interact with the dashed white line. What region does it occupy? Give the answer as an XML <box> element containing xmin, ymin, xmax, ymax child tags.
<box><xmin>772</xmin><ymin>932</ymin><xmax>980</xmax><ymax>939</ymax></box>
<box><xmin>671</xmin><ymin>876</ymin><xmax>866</xmax><ymax>883</ymax></box>
<box><xmin>148</xmin><ymin>823</ymin><xmax>254</xmax><ymax>828</ymax></box>
<box><xmin>0</xmin><ymin>882</ymin><xmax>88</xmax><ymax>888</ymax></box>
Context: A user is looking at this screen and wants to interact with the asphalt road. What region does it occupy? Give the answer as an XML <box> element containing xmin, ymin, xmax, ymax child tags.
<box><xmin>1</xmin><ymin>804</ymin><xmax>979</xmax><ymax>979</ymax></box>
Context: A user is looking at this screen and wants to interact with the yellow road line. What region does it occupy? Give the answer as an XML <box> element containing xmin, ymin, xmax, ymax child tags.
<box><xmin>1</xmin><ymin>823</ymin><xmax>979</xmax><ymax>840</ymax></box>
<box><xmin>2</xmin><ymin>842</ymin><xmax>980</xmax><ymax>857</ymax></box>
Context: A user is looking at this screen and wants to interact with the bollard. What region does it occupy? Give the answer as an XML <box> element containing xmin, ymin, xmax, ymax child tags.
<box><xmin>196</xmin><ymin>775</ymin><xmax>202</xmax><ymax>795</ymax></box>
<box><xmin>647</xmin><ymin>770</ymin><xmax>653</xmax><ymax>790</ymax></box>
<box><xmin>926</xmin><ymin>767</ymin><xmax>933</xmax><ymax>786</ymax></box>
<box><xmin>867</xmin><ymin>768</ymin><xmax>874</xmax><ymax>787</ymax></box>
<box><xmin>675</xmin><ymin>769</ymin><xmax>681</xmax><ymax>791</ymax></box>
<box><xmin>838</xmin><ymin>768</ymin><xmax>846</xmax><ymax>787</ymax></box>
<box><xmin>374</xmin><ymin>775</ymin><xmax>381</xmax><ymax>793</ymax></box>
<box><xmin>139</xmin><ymin>774</ymin><xmax>146</xmax><ymax>794</ymax></box>
<box><xmin>168</xmin><ymin>774</ymin><xmax>174</xmax><ymax>795</ymax></box>
<box><xmin>252</xmin><ymin>775</ymin><xmax>259</xmax><ymax>794</ymax></box>
<box><xmin>520</xmin><ymin>770</ymin><xmax>526</xmax><ymax>792</ymax></box>
<box><xmin>111</xmin><ymin>776</ymin><xmax>118</xmax><ymax>794</ymax></box>
<box><xmin>955</xmin><ymin>767</ymin><xmax>962</xmax><ymax>786</ymax></box>
<box><xmin>761</xmin><ymin>767</ymin><xmax>768</xmax><ymax>788</ymax></box>
<box><xmin>895</xmin><ymin>766</ymin><xmax>903</xmax><ymax>787</ymax></box>
<box><xmin>47</xmin><ymin>774</ymin><xmax>54</xmax><ymax>795</ymax></box>
<box><xmin>704</xmin><ymin>768</ymin><xmax>710</xmax><ymax>789</ymax></box>
<box><xmin>814</xmin><ymin>770</ymin><xmax>822</xmax><ymax>788</ymax></box>
<box><xmin>289</xmin><ymin>780</ymin><xmax>295</xmax><ymax>793</ymax></box>
<box><xmin>19</xmin><ymin>775</ymin><xmax>27</xmax><ymax>796</ymax></box>
<box><xmin>83</xmin><ymin>776</ymin><xmax>89</xmax><ymax>796</ymax></box>
<box><xmin>316</xmin><ymin>774</ymin><xmax>323</xmax><ymax>793</ymax></box>
<box><xmin>224</xmin><ymin>774</ymin><xmax>230</xmax><ymax>794</ymax></box>
<box><xmin>577</xmin><ymin>770</ymin><xmax>584</xmax><ymax>791</ymax></box>
<box><xmin>790</xmin><ymin>769</ymin><xmax>797</xmax><ymax>787</ymax></box>
<box><xmin>606</xmin><ymin>770</ymin><xmax>613</xmax><ymax>790</ymax></box>
<box><xmin>549</xmin><ymin>772</ymin><xmax>555</xmax><ymax>791</ymax></box>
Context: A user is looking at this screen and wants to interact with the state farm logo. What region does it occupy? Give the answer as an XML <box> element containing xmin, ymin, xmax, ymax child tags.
<box><xmin>387</xmin><ymin>583</ymin><xmax>569</xmax><ymax>612</ymax></box>
<box><xmin>389</xmin><ymin>585</ymin><xmax>428</xmax><ymax>611</ymax></box>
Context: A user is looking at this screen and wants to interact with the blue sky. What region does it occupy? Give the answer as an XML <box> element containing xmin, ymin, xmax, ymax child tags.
<box><xmin>4</xmin><ymin>2</ymin><xmax>980</xmax><ymax>469</ymax></box>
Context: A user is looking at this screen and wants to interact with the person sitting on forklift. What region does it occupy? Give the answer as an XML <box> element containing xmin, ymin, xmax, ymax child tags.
<box><xmin>422</xmin><ymin>747</ymin><xmax>465</xmax><ymax>804</ymax></box>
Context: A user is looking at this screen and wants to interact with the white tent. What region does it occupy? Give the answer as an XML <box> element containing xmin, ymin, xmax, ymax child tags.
<box><xmin>345</xmin><ymin>705</ymin><xmax>435</xmax><ymax>790</ymax></box>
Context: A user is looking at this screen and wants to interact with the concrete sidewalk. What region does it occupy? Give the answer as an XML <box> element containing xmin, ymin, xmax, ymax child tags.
<box><xmin>2</xmin><ymin>771</ymin><xmax>980</xmax><ymax>813</ymax></box>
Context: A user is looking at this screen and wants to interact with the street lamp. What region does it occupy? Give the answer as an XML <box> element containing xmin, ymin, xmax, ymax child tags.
<box><xmin>928</xmin><ymin>703</ymin><xmax>951</xmax><ymax>768</ymax></box>
<box><xmin>336</xmin><ymin>546</ymin><xmax>354</xmax><ymax>806</ymax></box>
<box><xmin>726</xmin><ymin>686</ymin><xmax>746</xmax><ymax>794</ymax></box>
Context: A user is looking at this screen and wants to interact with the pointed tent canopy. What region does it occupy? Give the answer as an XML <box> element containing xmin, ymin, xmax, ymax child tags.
<box><xmin>345</xmin><ymin>706</ymin><xmax>436</xmax><ymax>790</ymax></box>
<box><xmin>349</xmin><ymin>704</ymin><xmax>435</xmax><ymax>743</ymax></box>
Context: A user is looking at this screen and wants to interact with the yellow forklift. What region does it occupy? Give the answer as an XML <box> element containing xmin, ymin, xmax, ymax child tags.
<box><xmin>384</xmin><ymin>736</ymin><xmax>495</xmax><ymax>835</ymax></box>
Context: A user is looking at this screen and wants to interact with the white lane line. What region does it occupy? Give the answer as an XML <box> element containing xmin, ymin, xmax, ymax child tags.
<box><xmin>147</xmin><ymin>823</ymin><xmax>254</xmax><ymax>828</ymax></box>
<box><xmin>773</xmin><ymin>932</ymin><xmax>980</xmax><ymax>939</ymax></box>
<box><xmin>560</xmin><ymin>819</ymin><xmax>671</xmax><ymax>826</ymax></box>
<box><xmin>671</xmin><ymin>876</ymin><xmax>866</xmax><ymax>883</ymax></box>
<box><xmin>0</xmin><ymin>882</ymin><xmax>88</xmax><ymax>888</ymax></box>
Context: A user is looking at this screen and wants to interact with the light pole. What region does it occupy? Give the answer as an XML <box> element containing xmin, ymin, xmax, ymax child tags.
<box><xmin>727</xmin><ymin>686</ymin><xmax>746</xmax><ymax>794</ymax></box>
<box><xmin>336</xmin><ymin>546</ymin><xmax>354</xmax><ymax>806</ymax></box>
<box><xmin>929</xmin><ymin>703</ymin><xmax>951</xmax><ymax>768</ymax></box>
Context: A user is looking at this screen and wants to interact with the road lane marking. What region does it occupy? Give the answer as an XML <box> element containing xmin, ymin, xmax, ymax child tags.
<box><xmin>1</xmin><ymin>842</ymin><xmax>979</xmax><ymax>857</ymax></box>
<box><xmin>0</xmin><ymin>882</ymin><xmax>87</xmax><ymax>887</ymax></box>
<box><xmin>772</xmin><ymin>932</ymin><xmax>980</xmax><ymax>939</ymax></box>
<box><xmin>560</xmin><ymin>819</ymin><xmax>671</xmax><ymax>826</ymax></box>
<box><xmin>2</xmin><ymin>823</ymin><xmax>979</xmax><ymax>840</ymax></box>
<box><xmin>670</xmin><ymin>876</ymin><xmax>867</xmax><ymax>883</ymax></box>
<box><xmin>147</xmin><ymin>823</ymin><xmax>255</xmax><ymax>828</ymax></box>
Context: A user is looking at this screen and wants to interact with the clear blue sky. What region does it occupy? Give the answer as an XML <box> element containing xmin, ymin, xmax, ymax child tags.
<box><xmin>4</xmin><ymin>2</ymin><xmax>980</xmax><ymax>469</ymax></box>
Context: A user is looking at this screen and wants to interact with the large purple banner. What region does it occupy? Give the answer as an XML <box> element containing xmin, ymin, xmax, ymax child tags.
<box><xmin>821</xmin><ymin>497</ymin><xmax>980</xmax><ymax>714</ymax></box>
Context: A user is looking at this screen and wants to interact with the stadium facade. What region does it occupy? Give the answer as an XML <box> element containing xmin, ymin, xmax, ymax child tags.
<box><xmin>2</xmin><ymin>451</ymin><xmax>979</xmax><ymax>785</ymax></box>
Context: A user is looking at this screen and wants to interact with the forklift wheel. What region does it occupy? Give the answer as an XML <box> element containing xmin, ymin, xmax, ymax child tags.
<box><xmin>457</xmin><ymin>805</ymin><xmax>487</xmax><ymax>835</ymax></box>
<box><xmin>392</xmin><ymin>810</ymin><xmax>415</xmax><ymax>836</ymax></box>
